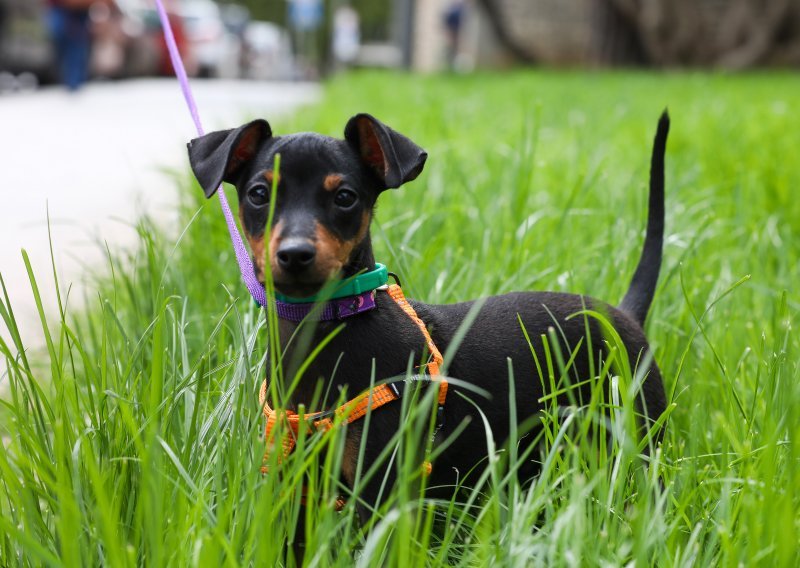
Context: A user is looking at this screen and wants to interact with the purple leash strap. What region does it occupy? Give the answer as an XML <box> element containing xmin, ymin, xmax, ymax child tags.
<box><xmin>154</xmin><ymin>0</ymin><xmax>266</xmax><ymax>307</ymax></box>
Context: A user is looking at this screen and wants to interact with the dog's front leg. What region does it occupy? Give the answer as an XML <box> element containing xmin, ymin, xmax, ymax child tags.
<box><xmin>288</xmin><ymin>505</ymin><xmax>307</xmax><ymax>567</ymax></box>
<box><xmin>342</xmin><ymin>407</ymin><xmax>433</xmax><ymax>529</ymax></box>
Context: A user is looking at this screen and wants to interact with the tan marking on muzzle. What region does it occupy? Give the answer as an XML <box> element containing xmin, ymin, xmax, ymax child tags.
<box><xmin>314</xmin><ymin>212</ymin><xmax>371</xmax><ymax>278</ymax></box>
<box><xmin>355</xmin><ymin>210</ymin><xmax>370</xmax><ymax>244</ymax></box>
<box><xmin>314</xmin><ymin>223</ymin><xmax>346</xmax><ymax>278</ymax></box>
<box><xmin>323</xmin><ymin>174</ymin><xmax>343</xmax><ymax>192</ymax></box>
<box><xmin>240</xmin><ymin>208</ymin><xmax>268</xmax><ymax>284</ymax></box>
<box><xmin>268</xmin><ymin>219</ymin><xmax>285</xmax><ymax>279</ymax></box>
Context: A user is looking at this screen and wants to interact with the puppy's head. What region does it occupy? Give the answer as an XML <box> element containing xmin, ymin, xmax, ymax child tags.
<box><xmin>188</xmin><ymin>114</ymin><xmax>427</xmax><ymax>299</ymax></box>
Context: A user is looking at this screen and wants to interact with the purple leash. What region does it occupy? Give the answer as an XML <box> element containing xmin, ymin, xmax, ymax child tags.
<box><xmin>154</xmin><ymin>0</ymin><xmax>266</xmax><ymax>307</ymax></box>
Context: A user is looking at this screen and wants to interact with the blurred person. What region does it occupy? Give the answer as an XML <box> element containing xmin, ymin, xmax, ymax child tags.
<box><xmin>332</xmin><ymin>4</ymin><xmax>359</xmax><ymax>68</ymax></box>
<box><xmin>442</xmin><ymin>0</ymin><xmax>464</xmax><ymax>71</ymax></box>
<box><xmin>46</xmin><ymin>0</ymin><xmax>101</xmax><ymax>90</ymax></box>
<box><xmin>89</xmin><ymin>0</ymin><xmax>127</xmax><ymax>79</ymax></box>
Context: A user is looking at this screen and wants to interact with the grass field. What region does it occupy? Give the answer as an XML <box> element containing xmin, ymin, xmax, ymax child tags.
<box><xmin>1</xmin><ymin>71</ymin><xmax>798</xmax><ymax>566</ymax></box>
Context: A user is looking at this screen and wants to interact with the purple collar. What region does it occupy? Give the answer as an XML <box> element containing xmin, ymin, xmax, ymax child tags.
<box><xmin>275</xmin><ymin>290</ymin><xmax>378</xmax><ymax>322</ymax></box>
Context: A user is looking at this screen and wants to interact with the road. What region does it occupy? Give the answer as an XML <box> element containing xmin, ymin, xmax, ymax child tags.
<box><xmin>0</xmin><ymin>78</ymin><xmax>319</xmax><ymax>375</ymax></box>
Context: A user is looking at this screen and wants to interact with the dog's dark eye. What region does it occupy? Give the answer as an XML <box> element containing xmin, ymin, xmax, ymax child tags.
<box><xmin>334</xmin><ymin>189</ymin><xmax>358</xmax><ymax>209</ymax></box>
<box><xmin>247</xmin><ymin>185</ymin><xmax>269</xmax><ymax>207</ymax></box>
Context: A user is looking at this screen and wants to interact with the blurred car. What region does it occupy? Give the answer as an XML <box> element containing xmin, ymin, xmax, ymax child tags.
<box><xmin>0</xmin><ymin>0</ymin><xmax>55</xmax><ymax>83</ymax></box>
<box><xmin>241</xmin><ymin>21</ymin><xmax>293</xmax><ymax>80</ymax></box>
<box><xmin>177</xmin><ymin>0</ymin><xmax>241</xmax><ymax>78</ymax></box>
<box><xmin>92</xmin><ymin>0</ymin><xmax>194</xmax><ymax>79</ymax></box>
<box><xmin>90</xmin><ymin>0</ymin><xmax>154</xmax><ymax>79</ymax></box>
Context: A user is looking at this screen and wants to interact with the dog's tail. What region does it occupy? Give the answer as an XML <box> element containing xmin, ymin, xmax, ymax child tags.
<box><xmin>619</xmin><ymin>110</ymin><xmax>670</xmax><ymax>327</ymax></box>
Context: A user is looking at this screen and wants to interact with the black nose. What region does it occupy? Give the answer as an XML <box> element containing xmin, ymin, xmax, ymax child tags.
<box><xmin>276</xmin><ymin>240</ymin><xmax>316</xmax><ymax>273</ymax></box>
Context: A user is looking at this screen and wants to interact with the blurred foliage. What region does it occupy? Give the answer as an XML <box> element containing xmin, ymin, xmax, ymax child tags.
<box><xmin>219</xmin><ymin>0</ymin><xmax>286</xmax><ymax>25</ymax></box>
<box><xmin>219</xmin><ymin>0</ymin><xmax>391</xmax><ymax>42</ymax></box>
<box><xmin>350</xmin><ymin>0</ymin><xmax>392</xmax><ymax>42</ymax></box>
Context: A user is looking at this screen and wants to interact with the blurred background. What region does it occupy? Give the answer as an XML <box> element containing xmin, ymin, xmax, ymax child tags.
<box><xmin>2</xmin><ymin>0</ymin><xmax>800</xmax><ymax>93</ymax></box>
<box><xmin>2</xmin><ymin>3</ymin><xmax>800</xmax><ymax>559</ymax></box>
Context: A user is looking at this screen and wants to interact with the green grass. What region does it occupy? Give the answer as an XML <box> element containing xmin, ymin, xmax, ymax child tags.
<box><xmin>1</xmin><ymin>70</ymin><xmax>798</xmax><ymax>566</ymax></box>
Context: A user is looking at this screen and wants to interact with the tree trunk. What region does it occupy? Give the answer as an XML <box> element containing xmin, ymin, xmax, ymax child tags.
<box><xmin>591</xmin><ymin>0</ymin><xmax>648</xmax><ymax>65</ymax></box>
<box><xmin>596</xmin><ymin>0</ymin><xmax>800</xmax><ymax>68</ymax></box>
<box><xmin>473</xmin><ymin>0</ymin><xmax>538</xmax><ymax>64</ymax></box>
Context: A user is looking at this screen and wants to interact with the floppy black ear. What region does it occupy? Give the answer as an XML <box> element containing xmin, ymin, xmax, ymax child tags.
<box><xmin>344</xmin><ymin>113</ymin><xmax>427</xmax><ymax>189</ymax></box>
<box><xmin>187</xmin><ymin>119</ymin><xmax>272</xmax><ymax>197</ymax></box>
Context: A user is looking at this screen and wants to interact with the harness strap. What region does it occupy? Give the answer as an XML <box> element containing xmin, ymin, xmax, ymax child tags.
<box><xmin>259</xmin><ymin>380</ymin><xmax>401</xmax><ymax>473</ymax></box>
<box><xmin>385</xmin><ymin>285</ymin><xmax>445</xmax><ymax>388</ymax></box>
<box><xmin>261</xmin><ymin>285</ymin><xmax>448</xmax><ymax>476</ymax></box>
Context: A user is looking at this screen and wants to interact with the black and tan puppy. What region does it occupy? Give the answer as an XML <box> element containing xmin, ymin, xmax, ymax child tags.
<box><xmin>188</xmin><ymin>112</ymin><xmax>669</xmax><ymax>516</ymax></box>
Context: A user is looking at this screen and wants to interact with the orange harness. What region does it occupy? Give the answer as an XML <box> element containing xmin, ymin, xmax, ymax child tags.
<box><xmin>260</xmin><ymin>284</ymin><xmax>447</xmax><ymax>476</ymax></box>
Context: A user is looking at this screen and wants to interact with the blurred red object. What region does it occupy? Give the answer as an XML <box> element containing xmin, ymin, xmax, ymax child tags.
<box><xmin>88</xmin><ymin>0</ymin><xmax>195</xmax><ymax>79</ymax></box>
<box><xmin>155</xmin><ymin>6</ymin><xmax>194</xmax><ymax>76</ymax></box>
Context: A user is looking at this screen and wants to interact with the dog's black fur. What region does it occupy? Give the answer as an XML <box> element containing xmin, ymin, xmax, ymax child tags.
<box><xmin>188</xmin><ymin>112</ymin><xmax>670</xmax><ymax>519</ymax></box>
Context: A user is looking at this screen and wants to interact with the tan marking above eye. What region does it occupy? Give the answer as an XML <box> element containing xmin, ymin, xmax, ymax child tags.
<box><xmin>324</xmin><ymin>174</ymin><xmax>343</xmax><ymax>192</ymax></box>
<box><xmin>314</xmin><ymin>222</ymin><xmax>346</xmax><ymax>277</ymax></box>
<box><xmin>264</xmin><ymin>170</ymin><xmax>281</xmax><ymax>186</ymax></box>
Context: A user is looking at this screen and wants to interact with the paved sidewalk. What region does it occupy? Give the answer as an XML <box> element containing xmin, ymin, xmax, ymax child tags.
<box><xmin>0</xmin><ymin>78</ymin><xmax>319</xmax><ymax>372</ymax></box>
